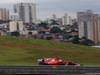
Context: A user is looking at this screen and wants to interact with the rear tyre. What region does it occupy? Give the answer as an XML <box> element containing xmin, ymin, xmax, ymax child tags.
<box><xmin>39</xmin><ymin>62</ymin><xmax>45</xmax><ymax>65</ymax></box>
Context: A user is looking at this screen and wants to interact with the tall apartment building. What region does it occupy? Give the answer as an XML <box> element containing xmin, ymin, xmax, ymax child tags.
<box><xmin>62</xmin><ymin>13</ymin><xmax>72</xmax><ymax>25</ymax></box>
<box><xmin>0</xmin><ymin>8</ymin><xmax>9</xmax><ymax>22</ymax></box>
<box><xmin>9</xmin><ymin>20</ymin><xmax>23</xmax><ymax>32</ymax></box>
<box><xmin>10</xmin><ymin>13</ymin><xmax>19</xmax><ymax>21</ymax></box>
<box><xmin>14</xmin><ymin>3</ymin><xmax>36</xmax><ymax>24</ymax></box>
<box><xmin>77</xmin><ymin>10</ymin><xmax>100</xmax><ymax>45</ymax></box>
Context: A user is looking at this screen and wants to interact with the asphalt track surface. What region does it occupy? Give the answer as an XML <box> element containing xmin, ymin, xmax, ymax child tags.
<box><xmin>0</xmin><ymin>65</ymin><xmax>100</xmax><ymax>75</ymax></box>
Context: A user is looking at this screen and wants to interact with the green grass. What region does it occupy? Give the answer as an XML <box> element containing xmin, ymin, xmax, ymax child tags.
<box><xmin>0</xmin><ymin>45</ymin><xmax>100</xmax><ymax>66</ymax></box>
<box><xmin>0</xmin><ymin>36</ymin><xmax>100</xmax><ymax>66</ymax></box>
<box><xmin>0</xmin><ymin>36</ymin><xmax>100</xmax><ymax>51</ymax></box>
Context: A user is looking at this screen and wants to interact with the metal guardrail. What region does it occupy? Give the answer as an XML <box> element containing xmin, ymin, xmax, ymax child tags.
<box><xmin>0</xmin><ymin>65</ymin><xmax>100</xmax><ymax>75</ymax></box>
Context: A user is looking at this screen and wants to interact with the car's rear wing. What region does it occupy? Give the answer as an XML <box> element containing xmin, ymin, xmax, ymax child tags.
<box><xmin>37</xmin><ymin>59</ymin><xmax>43</xmax><ymax>63</ymax></box>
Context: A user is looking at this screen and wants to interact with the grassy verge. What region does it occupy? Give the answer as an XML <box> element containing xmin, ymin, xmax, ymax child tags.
<box><xmin>0</xmin><ymin>45</ymin><xmax>100</xmax><ymax>66</ymax></box>
<box><xmin>0</xmin><ymin>36</ymin><xmax>100</xmax><ymax>51</ymax></box>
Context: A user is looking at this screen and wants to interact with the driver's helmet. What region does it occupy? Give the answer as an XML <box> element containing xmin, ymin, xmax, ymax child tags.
<box><xmin>59</xmin><ymin>59</ymin><xmax>62</xmax><ymax>62</ymax></box>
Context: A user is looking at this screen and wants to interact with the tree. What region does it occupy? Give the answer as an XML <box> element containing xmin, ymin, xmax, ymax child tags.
<box><xmin>80</xmin><ymin>37</ymin><xmax>95</xmax><ymax>46</ymax></box>
<box><xmin>61</xmin><ymin>30</ymin><xmax>68</xmax><ymax>34</ymax></box>
<box><xmin>46</xmin><ymin>37</ymin><xmax>53</xmax><ymax>40</ymax></box>
<box><xmin>71</xmin><ymin>22</ymin><xmax>78</xmax><ymax>29</ymax></box>
<box><xmin>72</xmin><ymin>36</ymin><xmax>80</xmax><ymax>44</ymax></box>
<box><xmin>51</xmin><ymin>20</ymin><xmax>59</xmax><ymax>25</ymax></box>
<box><xmin>11</xmin><ymin>31</ymin><xmax>20</xmax><ymax>37</ymax></box>
<box><xmin>39</xmin><ymin>31</ymin><xmax>46</xmax><ymax>35</ymax></box>
<box><xmin>71</xmin><ymin>29</ymin><xmax>78</xmax><ymax>32</ymax></box>
<box><xmin>50</xmin><ymin>27</ymin><xmax>61</xmax><ymax>33</ymax></box>
<box><xmin>64</xmin><ymin>35</ymin><xmax>73</xmax><ymax>39</ymax></box>
<box><xmin>38</xmin><ymin>21</ymin><xmax>49</xmax><ymax>29</ymax></box>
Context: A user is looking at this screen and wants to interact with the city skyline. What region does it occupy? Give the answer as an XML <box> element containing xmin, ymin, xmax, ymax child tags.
<box><xmin>0</xmin><ymin>0</ymin><xmax>100</xmax><ymax>20</ymax></box>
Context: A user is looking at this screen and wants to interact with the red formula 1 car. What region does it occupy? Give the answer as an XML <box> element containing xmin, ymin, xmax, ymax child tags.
<box><xmin>37</xmin><ymin>58</ymin><xmax>82</xmax><ymax>66</ymax></box>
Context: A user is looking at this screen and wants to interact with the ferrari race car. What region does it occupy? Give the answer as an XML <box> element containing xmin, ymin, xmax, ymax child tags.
<box><xmin>37</xmin><ymin>58</ymin><xmax>82</xmax><ymax>66</ymax></box>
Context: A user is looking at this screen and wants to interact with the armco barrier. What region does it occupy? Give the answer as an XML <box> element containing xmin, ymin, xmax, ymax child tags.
<box><xmin>0</xmin><ymin>65</ymin><xmax>100</xmax><ymax>75</ymax></box>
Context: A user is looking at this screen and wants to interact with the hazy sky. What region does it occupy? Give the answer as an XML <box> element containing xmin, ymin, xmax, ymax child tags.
<box><xmin>0</xmin><ymin>0</ymin><xmax>100</xmax><ymax>20</ymax></box>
